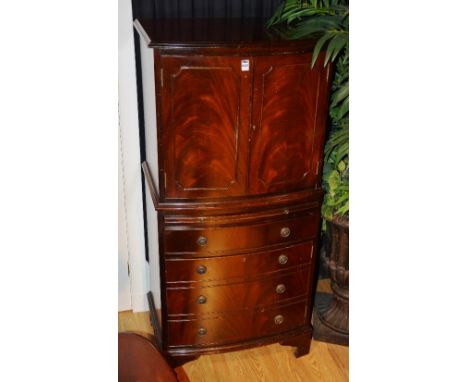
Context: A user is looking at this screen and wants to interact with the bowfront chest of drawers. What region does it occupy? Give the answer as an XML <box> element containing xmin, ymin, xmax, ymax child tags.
<box><xmin>134</xmin><ymin>18</ymin><xmax>332</xmax><ymax>366</ymax></box>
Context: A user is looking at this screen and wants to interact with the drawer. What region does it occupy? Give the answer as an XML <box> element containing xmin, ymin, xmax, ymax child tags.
<box><xmin>164</xmin><ymin>210</ymin><xmax>319</xmax><ymax>256</ymax></box>
<box><xmin>167</xmin><ymin>300</ymin><xmax>307</xmax><ymax>347</ymax></box>
<box><xmin>165</xmin><ymin>242</ymin><xmax>314</xmax><ymax>283</ymax></box>
<box><xmin>166</xmin><ymin>268</ymin><xmax>310</xmax><ymax>316</ymax></box>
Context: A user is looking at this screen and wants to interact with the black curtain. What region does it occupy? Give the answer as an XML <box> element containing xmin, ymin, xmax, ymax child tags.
<box><xmin>132</xmin><ymin>1</ymin><xmax>283</xmax><ymax>261</ymax></box>
<box><xmin>132</xmin><ymin>0</ymin><xmax>282</xmax><ymax>20</ymax></box>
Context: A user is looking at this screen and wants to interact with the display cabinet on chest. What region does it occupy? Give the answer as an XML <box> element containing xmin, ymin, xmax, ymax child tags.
<box><xmin>134</xmin><ymin>18</ymin><xmax>332</xmax><ymax>367</ymax></box>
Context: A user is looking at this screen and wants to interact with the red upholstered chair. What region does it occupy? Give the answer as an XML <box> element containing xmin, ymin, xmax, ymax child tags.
<box><xmin>118</xmin><ymin>333</ymin><xmax>180</xmax><ymax>382</ymax></box>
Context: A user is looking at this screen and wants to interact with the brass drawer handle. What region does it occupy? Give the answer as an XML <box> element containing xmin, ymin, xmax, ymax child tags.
<box><xmin>280</xmin><ymin>227</ymin><xmax>291</xmax><ymax>238</ymax></box>
<box><xmin>276</xmin><ymin>284</ymin><xmax>286</xmax><ymax>294</ymax></box>
<box><xmin>196</xmin><ymin>265</ymin><xmax>207</xmax><ymax>275</ymax></box>
<box><xmin>197</xmin><ymin>236</ymin><xmax>208</xmax><ymax>246</ymax></box>
<box><xmin>278</xmin><ymin>254</ymin><xmax>288</xmax><ymax>265</ymax></box>
<box><xmin>198</xmin><ymin>327</ymin><xmax>207</xmax><ymax>336</ymax></box>
<box><xmin>274</xmin><ymin>315</ymin><xmax>284</xmax><ymax>325</ymax></box>
<box><xmin>197</xmin><ymin>295</ymin><xmax>207</xmax><ymax>304</ymax></box>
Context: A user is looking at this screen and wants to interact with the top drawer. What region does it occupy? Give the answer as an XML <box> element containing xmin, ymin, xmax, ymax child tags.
<box><xmin>164</xmin><ymin>209</ymin><xmax>320</xmax><ymax>256</ymax></box>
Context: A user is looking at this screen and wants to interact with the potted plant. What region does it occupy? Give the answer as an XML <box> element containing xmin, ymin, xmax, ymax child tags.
<box><xmin>267</xmin><ymin>0</ymin><xmax>349</xmax><ymax>345</ymax></box>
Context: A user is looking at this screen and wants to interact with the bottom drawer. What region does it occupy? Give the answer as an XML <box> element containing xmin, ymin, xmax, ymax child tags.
<box><xmin>167</xmin><ymin>300</ymin><xmax>307</xmax><ymax>347</ymax></box>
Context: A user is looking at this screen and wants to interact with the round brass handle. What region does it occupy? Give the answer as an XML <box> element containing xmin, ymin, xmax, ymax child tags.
<box><xmin>198</xmin><ymin>327</ymin><xmax>207</xmax><ymax>336</ymax></box>
<box><xmin>280</xmin><ymin>227</ymin><xmax>291</xmax><ymax>238</ymax></box>
<box><xmin>197</xmin><ymin>236</ymin><xmax>208</xmax><ymax>246</ymax></box>
<box><xmin>196</xmin><ymin>265</ymin><xmax>207</xmax><ymax>275</ymax></box>
<box><xmin>278</xmin><ymin>254</ymin><xmax>288</xmax><ymax>265</ymax></box>
<box><xmin>274</xmin><ymin>315</ymin><xmax>284</xmax><ymax>325</ymax></box>
<box><xmin>276</xmin><ymin>284</ymin><xmax>286</xmax><ymax>294</ymax></box>
<box><xmin>197</xmin><ymin>295</ymin><xmax>207</xmax><ymax>304</ymax></box>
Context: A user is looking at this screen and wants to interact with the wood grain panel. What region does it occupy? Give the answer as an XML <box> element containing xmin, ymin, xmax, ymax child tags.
<box><xmin>160</xmin><ymin>55</ymin><xmax>251</xmax><ymax>199</ymax></box>
<box><xmin>165</xmin><ymin>242</ymin><xmax>313</xmax><ymax>284</ymax></box>
<box><xmin>164</xmin><ymin>210</ymin><xmax>320</xmax><ymax>256</ymax></box>
<box><xmin>166</xmin><ymin>268</ymin><xmax>310</xmax><ymax>316</ymax></box>
<box><xmin>167</xmin><ymin>300</ymin><xmax>307</xmax><ymax>347</ymax></box>
<box><xmin>249</xmin><ymin>53</ymin><xmax>331</xmax><ymax>194</ymax></box>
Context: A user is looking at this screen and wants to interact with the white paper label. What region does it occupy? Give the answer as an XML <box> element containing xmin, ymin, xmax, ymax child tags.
<box><xmin>241</xmin><ymin>59</ymin><xmax>250</xmax><ymax>71</ymax></box>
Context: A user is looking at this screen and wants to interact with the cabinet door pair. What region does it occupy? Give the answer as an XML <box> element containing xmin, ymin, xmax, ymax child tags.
<box><xmin>159</xmin><ymin>53</ymin><xmax>330</xmax><ymax>200</ymax></box>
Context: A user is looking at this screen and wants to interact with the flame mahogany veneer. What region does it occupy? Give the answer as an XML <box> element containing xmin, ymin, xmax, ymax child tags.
<box><xmin>135</xmin><ymin>18</ymin><xmax>332</xmax><ymax>367</ymax></box>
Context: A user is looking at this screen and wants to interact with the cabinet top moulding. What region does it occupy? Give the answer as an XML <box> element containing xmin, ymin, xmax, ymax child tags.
<box><xmin>142</xmin><ymin>161</ymin><xmax>323</xmax><ymax>215</ymax></box>
<box><xmin>134</xmin><ymin>18</ymin><xmax>318</xmax><ymax>55</ymax></box>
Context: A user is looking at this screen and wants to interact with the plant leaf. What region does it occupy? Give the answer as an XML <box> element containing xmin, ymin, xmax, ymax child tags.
<box><xmin>324</xmin><ymin>32</ymin><xmax>347</xmax><ymax>65</ymax></box>
<box><xmin>311</xmin><ymin>31</ymin><xmax>335</xmax><ymax>67</ymax></box>
<box><xmin>330</xmin><ymin>81</ymin><xmax>348</xmax><ymax>107</ymax></box>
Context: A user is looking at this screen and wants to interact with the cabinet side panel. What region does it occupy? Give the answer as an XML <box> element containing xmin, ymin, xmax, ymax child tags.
<box><xmin>140</xmin><ymin>39</ymin><xmax>159</xmax><ymax>192</ymax></box>
<box><xmin>145</xmin><ymin>188</ymin><xmax>161</xmax><ymax>310</ymax></box>
<box><xmin>140</xmin><ymin>39</ymin><xmax>161</xmax><ymax>310</ymax></box>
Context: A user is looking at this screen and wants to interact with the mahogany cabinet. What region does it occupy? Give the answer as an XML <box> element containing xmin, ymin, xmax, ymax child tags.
<box><xmin>134</xmin><ymin>18</ymin><xmax>332</xmax><ymax>366</ymax></box>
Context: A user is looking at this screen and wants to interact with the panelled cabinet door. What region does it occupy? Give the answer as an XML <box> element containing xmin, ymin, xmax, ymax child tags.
<box><xmin>249</xmin><ymin>53</ymin><xmax>332</xmax><ymax>195</ymax></box>
<box><xmin>159</xmin><ymin>55</ymin><xmax>251</xmax><ymax>199</ymax></box>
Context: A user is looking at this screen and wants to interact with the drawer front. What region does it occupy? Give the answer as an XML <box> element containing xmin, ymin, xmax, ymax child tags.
<box><xmin>165</xmin><ymin>242</ymin><xmax>314</xmax><ymax>283</ymax></box>
<box><xmin>167</xmin><ymin>300</ymin><xmax>307</xmax><ymax>347</ymax></box>
<box><xmin>166</xmin><ymin>268</ymin><xmax>310</xmax><ymax>316</ymax></box>
<box><xmin>164</xmin><ymin>211</ymin><xmax>319</xmax><ymax>256</ymax></box>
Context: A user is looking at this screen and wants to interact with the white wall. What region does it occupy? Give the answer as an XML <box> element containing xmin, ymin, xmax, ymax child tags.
<box><xmin>118</xmin><ymin>134</ymin><xmax>131</xmax><ymax>311</ymax></box>
<box><xmin>118</xmin><ymin>0</ymin><xmax>149</xmax><ymax>312</ymax></box>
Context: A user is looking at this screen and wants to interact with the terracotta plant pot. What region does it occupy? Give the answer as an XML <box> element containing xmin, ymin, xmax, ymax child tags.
<box><xmin>313</xmin><ymin>215</ymin><xmax>349</xmax><ymax>345</ymax></box>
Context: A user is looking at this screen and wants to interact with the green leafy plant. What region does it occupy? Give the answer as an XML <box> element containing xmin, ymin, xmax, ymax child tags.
<box><xmin>267</xmin><ymin>0</ymin><xmax>349</xmax><ymax>221</ymax></box>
